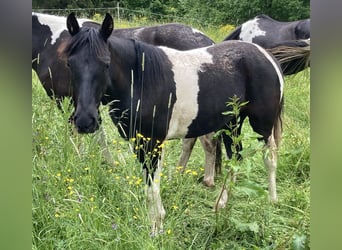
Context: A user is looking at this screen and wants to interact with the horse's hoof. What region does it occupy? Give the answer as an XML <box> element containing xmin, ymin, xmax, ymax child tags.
<box><xmin>149</xmin><ymin>229</ymin><xmax>164</xmax><ymax>237</ymax></box>
<box><xmin>203</xmin><ymin>179</ymin><xmax>215</xmax><ymax>187</ymax></box>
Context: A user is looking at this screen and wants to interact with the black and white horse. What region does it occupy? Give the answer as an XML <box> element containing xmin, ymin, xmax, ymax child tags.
<box><xmin>224</xmin><ymin>14</ymin><xmax>310</xmax><ymax>75</ymax></box>
<box><xmin>32</xmin><ymin>12</ymin><xmax>220</xmax><ymax>183</ymax></box>
<box><xmin>62</xmin><ymin>13</ymin><xmax>284</xmax><ymax>235</ymax></box>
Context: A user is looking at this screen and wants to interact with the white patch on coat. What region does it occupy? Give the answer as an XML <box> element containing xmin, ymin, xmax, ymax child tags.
<box><xmin>33</xmin><ymin>12</ymin><xmax>90</xmax><ymax>45</ymax></box>
<box><xmin>160</xmin><ymin>46</ymin><xmax>214</xmax><ymax>139</ymax></box>
<box><xmin>250</xmin><ymin>43</ymin><xmax>284</xmax><ymax>99</ymax></box>
<box><xmin>191</xmin><ymin>28</ymin><xmax>215</xmax><ymax>45</ymax></box>
<box><xmin>239</xmin><ymin>17</ymin><xmax>266</xmax><ymax>42</ymax></box>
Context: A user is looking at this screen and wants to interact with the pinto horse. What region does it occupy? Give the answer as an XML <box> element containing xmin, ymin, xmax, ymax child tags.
<box><xmin>224</xmin><ymin>14</ymin><xmax>310</xmax><ymax>75</ymax></box>
<box><xmin>32</xmin><ymin>12</ymin><xmax>220</xmax><ymax>183</ymax></box>
<box><xmin>63</xmin><ymin>13</ymin><xmax>284</xmax><ymax>235</ymax></box>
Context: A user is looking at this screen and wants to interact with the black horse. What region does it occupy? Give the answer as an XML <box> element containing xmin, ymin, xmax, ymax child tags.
<box><xmin>224</xmin><ymin>14</ymin><xmax>310</xmax><ymax>75</ymax></box>
<box><xmin>62</xmin><ymin>13</ymin><xmax>284</xmax><ymax>235</ymax></box>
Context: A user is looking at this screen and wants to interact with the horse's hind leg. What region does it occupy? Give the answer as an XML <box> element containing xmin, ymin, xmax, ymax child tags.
<box><xmin>177</xmin><ymin>138</ymin><xmax>197</xmax><ymax>171</ymax></box>
<box><xmin>262</xmin><ymin>116</ymin><xmax>282</xmax><ymax>203</ymax></box>
<box><xmin>263</xmin><ymin>129</ymin><xmax>278</xmax><ymax>202</ymax></box>
<box><xmin>250</xmin><ymin>115</ymin><xmax>281</xmax><ymax>203</ymax></box>
<box><xmin>215</xmin><ymin>138</ymin><xmax>222</xmax><ymax>175</ymax></box>
<box><xmin>221</xmin><ymin>117</ymin><xmax>244</xmax><ymax>162</ymax></box>
<box><xmin>199</xmin><ymin>132</ymin><xmax>219</xmax><ymax>187</ymax></box>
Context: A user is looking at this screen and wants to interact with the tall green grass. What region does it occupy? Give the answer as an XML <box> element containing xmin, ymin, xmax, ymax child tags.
<box><xmin>32</xmin><ymin>21</ymin><xmax>310</xmax><ymax>249</ymax></box>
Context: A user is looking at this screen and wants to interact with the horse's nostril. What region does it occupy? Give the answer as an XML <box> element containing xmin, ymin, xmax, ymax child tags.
<box><xmin>75</xmin><ymin>114</ymin><xmax>99</xmax><ymax>134</ymax></box>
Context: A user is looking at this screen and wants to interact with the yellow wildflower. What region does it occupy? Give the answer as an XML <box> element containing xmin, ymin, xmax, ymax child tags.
<box><xmin>172</xmin><ymin>205</ymin><xmax>178</xmax><ymax>210</ymax></box>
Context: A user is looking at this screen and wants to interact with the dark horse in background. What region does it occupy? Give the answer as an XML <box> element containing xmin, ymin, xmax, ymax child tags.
<box><xmin>32</xmin><ymin>12</ymin><xmax>221</xmax><ymax>186</ymax></box>
<box><xmin>62</xmin><ymin>13</ymin><xmax>284</xmax><ymax>235</ymax></box>
<box><xmin>224</xmin><ymin>14</ymin><xmax>310</xmax><ymax>75</ymax></box>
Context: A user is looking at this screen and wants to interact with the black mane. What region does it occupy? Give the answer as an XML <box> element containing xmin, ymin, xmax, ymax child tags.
<box><xmin>131</xmin><ymin>39</ymin><xmax>173</xmax><ymax>88</ymax></box>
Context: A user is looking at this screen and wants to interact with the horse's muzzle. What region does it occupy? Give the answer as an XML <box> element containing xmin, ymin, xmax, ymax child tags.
<box><xmin>73</xmin><ymin>112</ymin><xmax>102</xmax><ymax>134</ymax></box>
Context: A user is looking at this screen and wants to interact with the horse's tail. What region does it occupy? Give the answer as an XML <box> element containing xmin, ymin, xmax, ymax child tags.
<box><xmin>223</xmin><ymin>25</ymin><xmax>242</xmax><ymax>41</ymax></box>
<box><xmin>267</xmin><ymin>39</ymin><xmax>310</xmax><ymax>75</ymax></box>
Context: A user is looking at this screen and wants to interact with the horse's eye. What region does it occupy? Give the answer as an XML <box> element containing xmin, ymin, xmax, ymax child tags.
<box><xmin>67</xmin><ymin>61</ymin><xmax>71</xmax><ymax>67</ymax></box>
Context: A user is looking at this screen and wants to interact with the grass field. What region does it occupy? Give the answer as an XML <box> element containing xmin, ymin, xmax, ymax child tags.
<box><xmin>32</xmin><ymin>20</ymin><xmax>310</xmax><ymax>250</ymax></box>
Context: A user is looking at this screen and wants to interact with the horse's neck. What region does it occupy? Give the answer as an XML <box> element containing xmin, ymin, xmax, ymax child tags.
<box><xmin>109</xmin><ymin>36</ymin><xmax>137</xmax><ymax>60</ymax></box>
<box><xmin>107</xmin><ymin>37</ymin><xmax>139</xmax><ymax>99</ymax></box>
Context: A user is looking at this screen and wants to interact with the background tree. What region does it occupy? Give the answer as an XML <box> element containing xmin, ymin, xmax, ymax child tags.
<box><xmin>32</xmin><ymin>0</ymin><xmax>310</xmax><ymax>26</ymax></box>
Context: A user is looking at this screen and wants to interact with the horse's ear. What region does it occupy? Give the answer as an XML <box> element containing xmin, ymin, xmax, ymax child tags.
<box><xmin>67</xmin><ymin>12</ymin><xmax>80</xmax><ymax>36</ymax></box>
<box><xmin>100</xmin><ymin>13</ymin><xmax>114</xmax><ymax>41</ymax></box>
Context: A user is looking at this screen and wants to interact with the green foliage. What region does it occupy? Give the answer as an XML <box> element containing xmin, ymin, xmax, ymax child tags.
<box><xmin>32</xmin><ymin>0</ymin><xmax>310</xmax><ymax>26</ymax></box>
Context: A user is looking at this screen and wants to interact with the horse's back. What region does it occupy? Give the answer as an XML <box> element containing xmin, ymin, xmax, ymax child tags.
<box><xmin>225</xmin><ymin>14</ymin><xmax>310</xmax><ymax>48</ymax></box>
<box><xmin>113</xmin><ymin>23</ymin><xmax>214</xmax><ymax>50</ymax></box>
<box><xmin>163</xmin><ymin>40</ymin><xmax>283</xmax><ymax>138</ymax></box>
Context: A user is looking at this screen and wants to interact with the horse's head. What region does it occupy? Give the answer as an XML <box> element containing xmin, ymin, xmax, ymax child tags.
<box><xmin>295</xmin><ymin>19</ymin><xmax>310</xmax><ymax>40</ymax></box>
<box><xmin>64</xmin><ymin>13</ymin><xmax>114</xmax><ymax>133</ymax></box>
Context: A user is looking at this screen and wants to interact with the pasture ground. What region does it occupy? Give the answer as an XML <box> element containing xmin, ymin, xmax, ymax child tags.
<box><xmin>32</xmin><ymin>20</ymin><xmax>310</xmax><ymax>250</ymax></box>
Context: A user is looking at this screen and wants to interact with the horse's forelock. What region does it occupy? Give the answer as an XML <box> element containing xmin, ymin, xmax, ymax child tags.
<box><xmin>63</xmin><ymin>27</ymin><xmax>111</xmax><ymax>64</ymax></box>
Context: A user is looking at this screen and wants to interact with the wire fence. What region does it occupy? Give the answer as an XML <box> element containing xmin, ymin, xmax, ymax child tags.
<box><xmin>32</xmin><ymin>6</ymin><xmax>210</xmax><ymax>28</ymax></box>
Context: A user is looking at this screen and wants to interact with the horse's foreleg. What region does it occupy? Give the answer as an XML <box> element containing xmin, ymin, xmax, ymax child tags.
<box><xmin>199</xmin><ymin>133</ymin><xmax>217</xmax><ymax>187</ymax></box>
<box><xmin>145</xmin><ymin>159</ymin><xmax>166</xmax><ymax>236</ymax></box>
<box><xmin>96</xmin><ymin>126</ymin><xmax>115</xmax><ymax>166</ymax></box>
<box><xmin>263</xmin><ymin>130</ymin><xmax>278</xmax><ymax>203</ymax></box>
